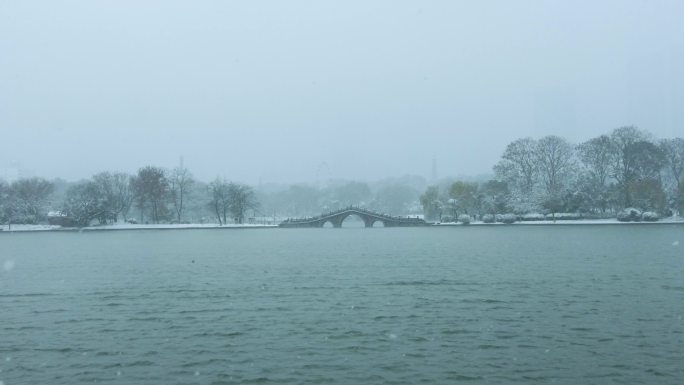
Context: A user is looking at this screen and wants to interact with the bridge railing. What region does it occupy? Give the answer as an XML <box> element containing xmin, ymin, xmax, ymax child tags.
<box><xmin>282</xmin><ymin>206</ymin><xmax>425</xmax><ymax>224</ymax></box>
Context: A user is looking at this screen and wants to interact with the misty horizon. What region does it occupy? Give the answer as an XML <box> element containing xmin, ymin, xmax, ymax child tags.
<box><xmin>2</xmin><ymin>1</ymin><xmax>683</xmax><ymax>184</ymax></box>
<box><xmin>0</xmin><ymin>126</ymin><xmax>674</xmax><ymax>187</ymax></box>
<box><xmin>3</xmin><ymin>3</ymin><xmax>684</xmax><ymax>385</ymax></box>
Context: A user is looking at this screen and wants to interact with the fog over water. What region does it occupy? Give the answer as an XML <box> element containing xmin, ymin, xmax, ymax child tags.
<box><xmin>1</xmin><ymin>1</ymin><xmax>683</xmax><ymax>183</ymax></box>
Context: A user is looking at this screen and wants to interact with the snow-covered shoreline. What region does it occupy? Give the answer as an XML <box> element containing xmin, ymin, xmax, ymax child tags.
<box><xmin>0</xmin><ymin>223</ymin><xmax>278</xmax><ymax>232</ymax></box>
<box><xmin>434</xmin><ymin>217</ymin><xmax>684</xmax><ymax>226</ymax></box>
<box><xmin>2</xmin><ymin>217</ymin><xmax>684</xmax><ymax>232</ymax></box>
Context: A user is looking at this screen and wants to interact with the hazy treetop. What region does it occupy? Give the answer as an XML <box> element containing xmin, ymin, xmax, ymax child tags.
<box><xmin>1</xmin><ymin>0</ymin><xmax>682</xmax><ymax>183</ymax></box>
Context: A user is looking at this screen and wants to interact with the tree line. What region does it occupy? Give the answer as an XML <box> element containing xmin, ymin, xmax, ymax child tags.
<box><xmin>3</xmin><ymin>126</ymin><xmax>682</xmax><ymax>227</ymax></box>
<box><xmin>420</xmin><ymin>126</ymin><xmax>684</xmax><ymax>221</ymax></box>
<box><xmin>0</xmin><ymin>171</ymin><xmax>428</xmax><ymax>227</ymax></box>
<box><xmin>0</xmin><ymin>165</ymin><xmax>258</xmax><ymax>227</ymax></box>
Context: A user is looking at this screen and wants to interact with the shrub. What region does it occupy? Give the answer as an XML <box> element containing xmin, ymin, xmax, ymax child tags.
<box><xmin>498</xmin><ymin>213</ymin><xmax>516</xmax><ymax>224</ymax></box>
<box><xmin>458</xmin><ymin>214</ymin><xmax>471</xmax><ymax>224</ymax></box>
<box><xmin>522</xmin><ymin>213</ymin><xmax>545</xmax><ymax>221</ymax></box>
<box><xmin>641</xmin><ymin>211</ymin><xmax>659</xmax><ymax>222</ymax></box>
<box><xmin>482</xmin><ymin>214</ymin><xmax>495</xmax><ymax>223</ymax></box>
<box><xmin>617</xmin><ymin>208</ymin><xmax>641</xmax><ymax>222</ymax></box>
<box><xmin>545</xmin><ymin>213</ymin><xmax>582</xmax><ymax>220</ymax></box>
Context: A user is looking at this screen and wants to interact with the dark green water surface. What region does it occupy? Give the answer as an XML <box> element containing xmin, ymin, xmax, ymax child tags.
<box><xmin>1</xmin><ymin>225</ymin><xmax>683</xmax><ymax>384</ymax></box>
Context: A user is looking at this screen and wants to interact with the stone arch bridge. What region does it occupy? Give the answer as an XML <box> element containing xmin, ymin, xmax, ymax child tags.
<box><xmin>279</xmin><ymin>206</ymin><xmax>428</xmax><ymax>228</ymax></box>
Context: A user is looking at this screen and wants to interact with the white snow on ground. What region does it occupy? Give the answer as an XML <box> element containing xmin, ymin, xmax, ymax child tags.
<box><xmin>0</xmin><ymin>223</ymin><xmax>276</xmax><ymax>232</ymax></box>
<box><xmin>1</xmin><ymin>217</ymin><xmax>682</xmax><ymax>232</ymax></box>
<box><xmin>0</xmin><ymin>224</ymin><xmax>62</xmax><ymax>231</ymax></box>
<box><xmin>86</xmin><ymin>223</ymin><xmax>276</xmax><ymax>230</ymax></box>
<box><xmin>436</xmin><ymin>216</ymin><xmax>684</xmax><ymax>226</ymax></box>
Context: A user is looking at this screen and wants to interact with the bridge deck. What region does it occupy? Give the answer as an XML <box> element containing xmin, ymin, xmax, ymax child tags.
<box><xmin>279</xmin><ymin>206</ymin><xmax>428</xmax><ymax>228</ymax></box>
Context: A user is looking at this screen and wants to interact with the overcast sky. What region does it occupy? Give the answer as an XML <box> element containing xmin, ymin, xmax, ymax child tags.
<box><xmin>1</xmin><ymin>0</ymin><xmax>682</xmax><ymax>184</ymax></box>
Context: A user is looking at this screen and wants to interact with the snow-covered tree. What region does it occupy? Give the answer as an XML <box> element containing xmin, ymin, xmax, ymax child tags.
<box><xmin>494</xmin><ymin>138</ymin><xmax>541</xmax><ymax>213</ymax></box>
<box><xmin>91</xmin><ymin>172</ymin><xmax>132</xmax><ymax>223</ymax></box>
<box><xmin>536</xmin><ymin>136</ymin><xmax>576</xmax><ymax>215</ymax></box>
<box><xmin>62</xmin><ymin>181</ymin><xmax>106</xmax><ymax>226</ymax></box>
<box><xmin>494</xmin><ymin>138</ymin><xmax>538</xmax><ymax>193</ymax></box>
<box><xmin>7</xmin><ymin>178</ymin><xmax>54</xmax><ymax>224</ymax></box>
<box><xmin>479</xmin><ymin>180</ymin><xmax>510</xmax><ymax>215</ymax></box>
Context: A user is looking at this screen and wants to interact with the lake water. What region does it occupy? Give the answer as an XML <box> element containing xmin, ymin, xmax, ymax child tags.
<box><xmin>1</xmin><ymin>225</ymin><xmax>683</xmax><ymax>384</ymax></box>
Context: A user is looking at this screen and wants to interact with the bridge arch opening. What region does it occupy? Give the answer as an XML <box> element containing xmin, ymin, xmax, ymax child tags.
<box><xmin>322</xmin><ymin>221</ymin><xmax>334</xmax><ymax>228</ymax></box>
<box><xmin>372</xmin><ymin>220</ymin><xmax>385</xmax><ymax>228</ymax></box>
<box><xmin>340</xmin><ymin>214</ymin><xmax>367</xmax><ymax>228</ymax></box>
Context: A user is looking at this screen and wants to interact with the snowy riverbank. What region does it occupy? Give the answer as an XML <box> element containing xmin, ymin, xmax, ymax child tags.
<box><xmin>434</xmin><ymin>216</ymin><xmax>684</xmax><ymax>226</ymax></box>
<box><xmin>0</xmin><ymin>223</ymin><xmax>278</xmax><ymax>232</ymax></box>
<box><xmin>2</xmin><ymin>218</ymin><xmax>683</xmax><ymax>232</ymax></box>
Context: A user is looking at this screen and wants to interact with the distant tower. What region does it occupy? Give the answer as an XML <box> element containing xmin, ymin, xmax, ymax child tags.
<box><xmin>179</xmin><ymin>155</ymin><xmax>184</xmax><ymax>169</ymax></box>
<box><xmin>431</xmin><ymin>158</ymin><xmax>438</xmax><ymax>183</ymax></box>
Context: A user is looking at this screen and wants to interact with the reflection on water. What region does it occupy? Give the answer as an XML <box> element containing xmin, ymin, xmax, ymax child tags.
<box><xmin>1</xmin><ymin>226</ymin><xmax>683</xmax><ymax>384</ymax></box>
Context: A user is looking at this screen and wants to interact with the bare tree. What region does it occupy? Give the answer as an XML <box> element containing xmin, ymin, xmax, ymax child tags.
<box><xmin>660</xmin><ymin>138</ymin><xmax>684</xmax><ymax>188</ymax></box>
<box><xmin>535</xmin><ymin>136</ymin><xmax>576</xmax><ymax>217</ymax></box>
<box><xmin>626</xmin><ymin>141</ymin><xmax>666</xmax><ymax>182</ymax></box>
<box><xmin>227</xmin><ymin>183</ymin><xmax>258</xmax><ymax>223</ymax></box>
<box><xmin>112</xmin><ymin>173</ymin><xmax>133</xmax><ymax>222</ymax></box>
<box><xmin>91</xmin><ymin>172</ymin><xmax>133</xmax><ymax>223</ymax></box>
<box><xmin>208</xmin><ymin>178</ymin><xmax>229</xmax><ymax>225</ymax></box>
<box><xmin>578</xmin><ymin>135</ymin><xmax>613</xmax><ymax>189</ymax></box>
<box><xmin>609</xmin><ymin>126</ymin><xmax>650</xmax><ymax>206</ymax></box>
<box><xmin>623</xmin><ymin>141</ymin><xmax>667</xmax><ymax>212</ymax></box>
<box><xmin>170</xmin><ymin>166</ymin><xmax>194</xmax><ymax>223</ymax></box>
<box><xmin>131</xmin><ymin>166</ymin><xmax>169</xmax><ymax>224</ymax></box>
<box><xmin>536</xmin><ymin>136</ymin><xmax>576</xmax><ymax>197</ymax></box>
<box><xmin>577</xmin><ymin>135</ymin><xmax>614</xmax><ymax>213</ymax></box>
<box><xmin>130</xmin><ymin>175</ymin><xmax>146</xmax><ymax>223</ymax></box>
